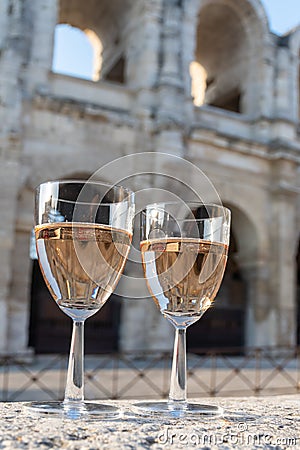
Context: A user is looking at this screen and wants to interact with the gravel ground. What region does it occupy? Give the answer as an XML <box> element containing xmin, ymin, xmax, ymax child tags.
<box><xmin>0</xmin><ymin>396</ymin><xmax>299</xmax><ymax>449</ymax></box>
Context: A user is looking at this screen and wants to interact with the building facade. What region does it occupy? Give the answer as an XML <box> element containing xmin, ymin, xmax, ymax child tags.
<box><xmin>0</xmin><ymin>0</ymin><xmax>299</xmax><ymax>355</ymax></box>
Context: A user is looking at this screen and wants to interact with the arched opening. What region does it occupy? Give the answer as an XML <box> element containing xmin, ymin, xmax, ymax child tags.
<box><xmin>28</xmin><ymin>259</ymin><xmax>121</xmax><ymax>353</ymax></box>
<box><xmin>191</xmin><ymin>3</ymin><xmax>250</xmax><ymax>113</ymax></box>
<box><xmin>54</xmin><ymin>0</ymin><xmax>129</xmax><ymax>84</ymax></box>
<box><xmin>28</xmin><ymin>173</ymin><xmax>122</xmax><ymax>354</ymax></box>
<box><xmin>187</xmin><ymin>201</ymin><xmax>258</xmax><ymax>352</ymax></box>
<box><xmin>188</xmin><ymin>230</ymin><xmax>246</xmax><ymax>352</ymax></box>
<box><xmin>52</xmin><ymin>24</ymin><xmax>101</xmax><ymax>80</ymax></box>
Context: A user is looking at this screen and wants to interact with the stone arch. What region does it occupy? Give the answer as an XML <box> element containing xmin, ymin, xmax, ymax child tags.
<box><xmin>185</xmin><ymin>0</ymin><xmax>271</xmax><ymax>116</ymax></box>
<box><xmin>224</xmin><ymin>201</ymin><xmax>259</xmax><ymax>344</ymax></box>
<box><xmin>187</xmin><ymin>199</ymin><xmax>260</xmax><ymax>351</ymax></box>
<box><xmin>56</xmin><ymin>0</ymin><xmax>132</xmax><ymax>84</ymax></box>
<box><xmin>223</xmin><ymin>199</ymin><xmax>272</xmax><ymax>347</ymax></box>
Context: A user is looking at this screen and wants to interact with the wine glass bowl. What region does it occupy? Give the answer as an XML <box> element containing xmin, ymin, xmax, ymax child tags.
<box><xmin>25</xmin><ymin>180</ymin><xmax>134</xmax><ymax>419</ymax></box>
<box><xmin>134</xmin><ymin>202</ymin><xmax>230</xmax><ymax>418</ymax></box>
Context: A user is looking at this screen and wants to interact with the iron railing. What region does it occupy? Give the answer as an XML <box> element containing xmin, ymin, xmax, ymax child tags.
<box><xmin>0</xmin><ymin>346</ymin><xmax>299</xmax><ymax>402</ymax></box>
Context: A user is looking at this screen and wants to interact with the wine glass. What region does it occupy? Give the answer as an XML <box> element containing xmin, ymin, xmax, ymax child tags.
<box><xmin>25</xmin><ymin>180</ymin><xmax>134</xmax><ymax>419</ymax></box>
<box><xmin>133</xmin><ymin>201</ymin><xmax>230</xmax><ymax>418</ymax></box>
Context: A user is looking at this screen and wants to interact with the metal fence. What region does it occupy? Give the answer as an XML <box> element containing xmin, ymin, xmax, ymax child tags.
<box><xmin>0</xmin><ymin>346</ymin><xmax>300</xmax><ymax>402</ymax></box>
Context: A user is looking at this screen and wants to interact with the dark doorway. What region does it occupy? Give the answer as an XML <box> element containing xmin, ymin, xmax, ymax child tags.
<box><xmin>28</xmin><ymin>260</ymin><xmax>121</xmax><ymax>354</ymax></box>
<box><xmin>187</xmin><ymin>233</ymin><xmax>246</xmax><ymax>353</ymax></box>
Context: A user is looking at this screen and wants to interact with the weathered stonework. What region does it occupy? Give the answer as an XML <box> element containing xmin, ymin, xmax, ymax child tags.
<box><xmin>0</xmin><ymin>0</ymin><xmax>299</xmax><ymax>355</ymax></box>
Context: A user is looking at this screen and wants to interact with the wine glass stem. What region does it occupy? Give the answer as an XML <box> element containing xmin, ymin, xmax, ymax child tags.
<box><xmin>169</xmin><ymin>327</ymin><xmax>187</xmax><ymax>406</ymax></box>
<box><xmin>64</xmin><ymin>320</ymin><xmax>85</xmax><ymax>408</ymax></box>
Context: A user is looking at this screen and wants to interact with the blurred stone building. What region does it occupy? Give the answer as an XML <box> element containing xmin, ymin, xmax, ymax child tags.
<box><xmin>0</xmin><ymin>0</ymin><xmax>299</xmax><ymax>356</ymax></box>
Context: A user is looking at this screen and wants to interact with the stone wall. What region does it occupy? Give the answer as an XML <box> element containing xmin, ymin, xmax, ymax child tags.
<box><xmin>0</xmin><ymin>0</ymin><xmax>299</xmax><ymax>354</ymax></box>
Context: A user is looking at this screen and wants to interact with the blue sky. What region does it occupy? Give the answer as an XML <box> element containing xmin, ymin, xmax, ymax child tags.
<box><xmin>262</xmin><ymin>0</ymin><xmax>299</xmax><ymax>34</ymax></box>
<box><xmin>52</xmin><ymin>0</ymin><xmax>300</xmax><ymax>80</ymax></box>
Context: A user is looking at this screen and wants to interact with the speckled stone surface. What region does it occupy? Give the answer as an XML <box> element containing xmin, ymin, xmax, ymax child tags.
<box><xmin>0</xmin><ymin>396</ymin><xmax>299</xmax><ymax>449</ymax></box>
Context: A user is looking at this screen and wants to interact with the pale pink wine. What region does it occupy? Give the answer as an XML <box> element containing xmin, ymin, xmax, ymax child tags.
<box><xmin>140</xmin><ymin>238</ymin><xmax>228</xmax><ymax>321</ymax></box>
<box><xmin>36</xmin><ymin>223</ymin><xmax>131</xmax><ymax>311</ymax></box>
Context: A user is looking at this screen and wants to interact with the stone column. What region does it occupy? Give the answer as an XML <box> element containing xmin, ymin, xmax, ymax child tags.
<box><xmin>269</xmin><ymin>158</ymin><xmax>298</xmax><ymax>347</ymax></box>
<box><xmin>275</xmin><ymin>47</ymin><xmax>292</xmax><ymax>117</ymax></box>
<box><xmin>252</xmin><ymin>45</ymin><xmax>275</xmax><ymax>141</ymax></box>
<box><xmin>0</xmin><ymin>0</ymin><xmax>26</xmax><ymax>353</ymax></box>
<box><xmin>243</xmin><ymin>261</ymin><xmax>277</xmax><ymax>347</ymax></box>
<box><xmin>25</xmin><ymin>0</ymin><xmax>58</xmax><ymax>94</ymax></box>
<box><xmin>258</xmin><ymin>47</ymin><xmax>275</xmax><ymax>119</ymax></box>
<box><xmin>181</xmin><ymin>0</ymin><xmax>199</xmax><ymax>127</ymax></box>
<box><xmin>244</xmin><ymin>158</ymin><xmax>298</xmax><ymax>349</ymax></box>
<box><xmin>272</xmin><ymin>46</ymin><xmax>295</xmax><ymax>140</ymax></box>
<box><xmin>119</xmin><ymin>274</ymin><xmax>173</xmax><ymax>352</ymax></box>
<box><xmin>155</xmin><ymin>0</ymin><xmax>185</xmax><ymax>157</ymax></box>
<box><xmin>126</xmin><ymin>0</ymin><xmax>162</xmax><ymax>119</ymax></box>
<box><xmin>7</xmin><ymin>227</ymin><xmax>33</xmax><ymax>355</ymax></box>
<box><xmin>0</xmin><ymin>159</ymin><xmax>20</xmax><ymax>353</ymax></box>
<box><xmin>290</xmin><ymin>54</ymin><xmax>300</xmax><ymax>125</ymax></box>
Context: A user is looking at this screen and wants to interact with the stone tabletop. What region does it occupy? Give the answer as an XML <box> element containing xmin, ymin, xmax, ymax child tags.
<box><xmin>0</xmin><ymin>396</ymin><xmax>299</xmax><ymax>449</ymax></box>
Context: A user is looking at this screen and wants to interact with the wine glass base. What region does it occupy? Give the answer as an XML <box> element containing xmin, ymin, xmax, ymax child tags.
<box><xmin>24</xmin><ymin>401</ymin><xmax>120</xmax><ymax>420</ymax></box>
<box><xmin>131</xmin><ymin>401</ymin><xmax>223</xmax><ymax>419</ymax></box>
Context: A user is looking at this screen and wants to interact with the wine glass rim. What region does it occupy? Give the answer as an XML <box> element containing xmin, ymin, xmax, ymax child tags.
<box><xmin>142</xmin><ymin>201</ymin><xmax>230</xmax><ymax>213</ymax></box>
<box><xmin>36</xmin><ymin>179</ymin><xmax>134</xmax><ymax>196</ymax></box>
